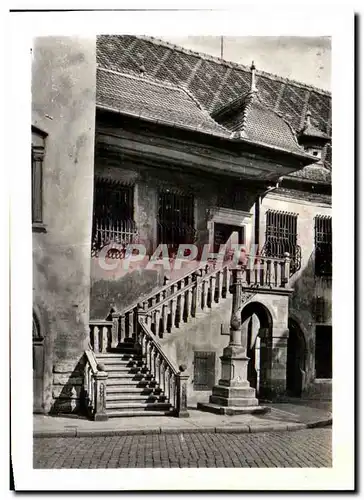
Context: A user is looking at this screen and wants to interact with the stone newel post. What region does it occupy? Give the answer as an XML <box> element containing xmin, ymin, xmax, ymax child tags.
<box><xmin>198</xmin><ymin>267</ymin><xmax>267</xmax><ymax>415</ymax></box>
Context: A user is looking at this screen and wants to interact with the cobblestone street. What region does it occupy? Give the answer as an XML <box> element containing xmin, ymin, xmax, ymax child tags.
<box><xmin>33</xmin><ymin>428</ymin><xmax>331</xmax><ymax>469</ymax></box>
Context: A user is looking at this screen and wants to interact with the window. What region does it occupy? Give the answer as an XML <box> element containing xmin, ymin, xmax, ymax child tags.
<box><xmin>263</xmin><ymin>210</ymin><xmax>301</xmax><ymax>274</ymax></box>
<box><xmin>91</xmin><ymin>178</ymin><xmax>137</xmax><ymax>256</ymax></box>
<box><xmin>157</xmin><ymin>189</ymin><xmax>196</xmax><ymax>254</ymax></box>
<box><xmin>315</xmin><ymin>325</ymin><xmax>332</xmax><ymax>379</ymax></box>
<box><xmin>315</xmin><ymin>215</ymin><xmax>332</xmax><ymax>276</ymax></box>
<box><xmin>31</xmin><ymin>128</ymin><xmax>46</xmax><ymax>224</ymax></box>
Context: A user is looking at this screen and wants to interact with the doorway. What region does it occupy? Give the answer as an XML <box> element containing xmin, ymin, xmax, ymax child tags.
<box><xmin>286</xmin><ymin>319</ymin><xmax>306</xmax><ymax>397</ymax></box>
<box><xmin>213</xmin><ymin>223</ymin><xmax>244</xmax><ymax>253</ymax></box>
<box><xmin>241</xmin><ymin>302</ymin><xmax>272</xmax><ymax>399</ymax></box>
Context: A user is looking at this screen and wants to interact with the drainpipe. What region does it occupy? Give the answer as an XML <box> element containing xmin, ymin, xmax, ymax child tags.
<box><xmin>254</xmin><ymin>176</ymin><xmax>284</xmax><ymax>252</ymax></box>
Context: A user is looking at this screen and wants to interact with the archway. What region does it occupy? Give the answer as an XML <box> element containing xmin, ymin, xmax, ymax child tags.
<box><xmin>33</xmin><ymin>313</ymin><xmax>45</xmax><ymax>413</ymax></box>
<box><xmin>286</xmin><ymin>318</ymin><xmax>306</xmax><ymax>397</ymax></box>
<box><xmin>241</xmin><ymin>301</ymin><xmax>273</xmax><ymax>398</ymax></box>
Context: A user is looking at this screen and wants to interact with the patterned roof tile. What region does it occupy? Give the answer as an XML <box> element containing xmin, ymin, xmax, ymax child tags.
<box><xmin>96</xmin><ymin>35</ymin><xmax>331</xmax><ymax>169</ymax></box>
<box><xmin>96</xmin><ymin>68</ymin><xmax>231</xmax><ymax>138</ymax></box>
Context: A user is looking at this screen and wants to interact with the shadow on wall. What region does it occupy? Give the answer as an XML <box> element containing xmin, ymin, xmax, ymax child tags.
<box><xmin>288</xmin><ymin>251</ymin><xmax>332</xmax><ymax>387</ymax></box>
<box><xmin>90</xmin><ymin>266</ymin><xmax>163</xmax><ymax>319</ymax></box>
<box><xmin>50</xmin><ymin>356</ymin><xmax>86</xmax><ymax>415</ymax></box>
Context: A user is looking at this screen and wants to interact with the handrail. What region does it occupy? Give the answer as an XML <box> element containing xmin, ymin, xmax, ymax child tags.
<box><xmin>138</xmin><ymin>316</ymin><xmax>179</xmax><ymax>375</ymax></box>
<box><xmin>145</xmin><ymin>260</ymin><xmax>229</xmax><ymax>314</ymax></box>
<box><xmin>85</xmin><ymin>349</ymin><xmax>98</xmax><ymax>374</ymax></box>
<box><xmin>83</xmin><ymin>349</ymin><xmax>108</xmax><ymax>421</ymax></box>
<box><xmin>137</xmin><ymin>313</ymin><xmax>189</xmax><ymax>417</ymax></box>
<box><xmin>108</xmin><ymin>258</ymin><xmax>219</xmax><ymax>318</ymax></box>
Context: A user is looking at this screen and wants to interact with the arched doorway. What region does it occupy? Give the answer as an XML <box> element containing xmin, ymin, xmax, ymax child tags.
<box><xmin>33</xmin><ymin>313</ymin><xmax>45</xmax><ymax>413</ymax></box>
<box><xmin>286</xmin><ymin>318</ymin><xmax>306</xmax><ymax>397</ymax></box>
<box><xmin>241</xmin><ymin>302</ymin><xmax>273</xmax><ymax>399</ymax></box>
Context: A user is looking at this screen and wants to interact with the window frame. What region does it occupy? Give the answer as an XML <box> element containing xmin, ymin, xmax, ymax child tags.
<box><xmin>31</xmin><ymin>127</ymin><xmax>47</xmax><ymax>231</ymax></box>
<box><xmin>314</xmin><ymin>215</ymin><xmax>332</xmax><ymax>277</ymax></box>
<box><xmin>263</xmin><ymin>209</ymin><xmax>301</xmax><ymax>274</ymax></box>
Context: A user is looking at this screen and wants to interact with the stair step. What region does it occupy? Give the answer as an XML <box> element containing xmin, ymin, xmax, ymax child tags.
<box><xmin>105</xmin><ymin>401</ymin><xmax>171</xmax><ymax>410</ymax></box>
<box><xmin>102</xmin><ymin>366</ymin><xmax>143</xmax><ymax>373</ymax></box>
<box><xmin>107</xmin><ymin>386</ymin><xmax>155</xmax><ymax>394</ymax></box>
<box><xmin>107</xmin><ymin>380</ymin><xmax>158</xmax><ymax>388</ymax></box>
<box><xmin>106</xmin><ymin>409</ymin><xmax>174</xmax><ymax>417</ymax></box>
<box><xmin>105</xmin><ymin>373</ymin><xmax>153</xmax><ymax>379</ymax></box>
<box><xmin>96</xmin><ymin>359</ymin><xmax>144</xmax><ymax>366</ymax></box>
<box><xmin>97</xmin><ymin>353</ymin><xmax>142</xmax><ymax>359</ymax></box>
<box><xmin>106</xmin><ymin>394</ymin><xmax>161</xmax><ymax>402</ymax></box>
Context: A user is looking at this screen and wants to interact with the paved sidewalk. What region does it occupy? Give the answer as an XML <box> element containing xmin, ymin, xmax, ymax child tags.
<box><xmin>34</xmin><ymin>400</ymin><xmax>332</xmax><ymax>437</ymax></box>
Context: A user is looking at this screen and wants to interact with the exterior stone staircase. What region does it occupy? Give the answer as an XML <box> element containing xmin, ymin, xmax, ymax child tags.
<box><xmin>95</xmin><ymin>341</ymin><xmax>173</xmax><ymax>417</ymax></box>
<box><xmin>85</xmin><ymin>254</ymin><xmax>291</xmax><ymax>420</ymax></box>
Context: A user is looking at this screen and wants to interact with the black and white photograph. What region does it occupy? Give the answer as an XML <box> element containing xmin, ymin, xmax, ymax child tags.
<box><xmin>8</xmin><ymin>5</ymin><xmax>355</xmax><ymax>492</ymax></box>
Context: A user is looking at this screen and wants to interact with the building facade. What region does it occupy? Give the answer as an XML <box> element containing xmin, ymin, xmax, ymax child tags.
<box><xmin>32</xmin><ymin>35</ymin><xmax>332</xmax><ymax>417</ymax></box>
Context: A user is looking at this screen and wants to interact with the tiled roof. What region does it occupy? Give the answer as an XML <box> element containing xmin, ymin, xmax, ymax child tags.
<box><xmin>97</xmin><ymin>35</ymin><xmax>332</xmax><ymax>136</ymax></box>
<box><xmin>213</xmin><ymin>92</ymin><xmax>305</xmax><ymax>155</ymax></box>
<box><xmin>272</xmin><ymin>187</ymin><xmax>331</xmax><ymax>205</ymax></box>
<box><xmin>288</xmin><ymin>163</ymin><xmax>332</xmax><ymax>184</ymax></box>
<box><xmin>96</xmin><ymin>68</ymin><xmax>232</xmax><ymax>138</ymax></box>
<box><xmin>300</xmin><ymin>122</ymin><xmax>331</xmax><ymax>140</ymax></box>
<box><xmin>96</xmin><ymin>35</ymin><xmax>331</xmax><ymax>169</ymax></box>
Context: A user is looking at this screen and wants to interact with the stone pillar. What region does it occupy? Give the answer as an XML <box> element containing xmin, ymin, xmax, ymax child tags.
<box><xmin>197</xmin><ymin>268</ymin><xmax>268</xmax><ymax>415</ymax></box>
<box><xmin>93</xmin><ymin>367</ymin><xmax>108</xmax><ymax>422</ymax></box>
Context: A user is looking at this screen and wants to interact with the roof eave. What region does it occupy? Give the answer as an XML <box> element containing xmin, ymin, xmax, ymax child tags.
<box><xmin>96</xmin><ymin>103</ymin><xmax>231</xmax><ymax>140</ymax></box>
<box><xmin>229</xmin><ymin>134</ymin><xmax>319</xmax><ymax>164</ymax></box>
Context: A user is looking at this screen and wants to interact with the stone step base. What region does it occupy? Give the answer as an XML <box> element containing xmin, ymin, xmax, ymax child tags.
<box><xmin>106</xmin><ymin>401</ymin><xmax>171</xmax><ymax>411</ymax></box>
<box><xmin>210</xmin><ymin>395</ymin><xmax>259</xmax><ymax>407</ymax></box>
<box><xmin>106</xmin><ymin>409</ymin><xmax>175</xmax><ymax>418</ymax></box>
<box><xmin>197</xmin><ymin>402</ymin><xmax>270</xmax><ymax>416</ymax></box>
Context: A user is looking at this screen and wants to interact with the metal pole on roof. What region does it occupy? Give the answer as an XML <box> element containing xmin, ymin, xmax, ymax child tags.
<box><xmin>220</xmin><ymin>36</ymin><xmax>224</xmax><ymax>59</ymax></box>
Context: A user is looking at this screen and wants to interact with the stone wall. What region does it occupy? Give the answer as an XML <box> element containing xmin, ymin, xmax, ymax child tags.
<box><xmin>32</xmin><ymin>36</ymin><xmax>96</xmax><ymax>413</ymax></box>
<box><xmin>257</xmin><ymin>190</ymin><xmax>332</xmax><ymax>391</ymax></box>
<box><xmin>90</xmin><ymin>153</ymin><xmax>258</xmax><ymax>318</ymax></box>
<box><xmin>159</xmin><ymin>296</ymin><xmax>233</xmax><ymax>407</ymax></box>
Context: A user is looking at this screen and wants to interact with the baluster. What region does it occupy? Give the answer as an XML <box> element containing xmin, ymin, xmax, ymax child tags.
<box><xmin>185</xmin><ymin>275</ymin><xmax>193</xmax><ymax>321</ymax></box>
<box><xmin>283</xmin><ymin>252</ymin><xmax>290</xmax><ymax>286</ymax></box>
<box><xmin>101</xmin><ymin>326</ymin><xmax>108</xmax><ymax>353</ymax></box>
<box><xmin>266</xmin><ymin>259</ymin><xmax>272</xmax><ymax>287</ymax></box>
<box><xmin>89</xmin><ymin>326</ymin><xmax>94</xmax><ymax>350</ymax></box>
<box><xmin>154</xmin><ymin>307</ymin><xmax>161</xmax><ymax>337</ymax></box>
<box><xmin>153</xmin><ymin>347</ymin><xmax>157</xmax><ymax>379</ymax></box>
<box><xmin>169</xmin><ymin>284</ymin><xmax>177</xmax><ymax>331</ymax></box>
<box><xmin>279</xmin><ymin>259</ymin><xmax>285</xmax><ymax>287</ymax></box>
<box><xmin>274</xmin><ymin>260</ymin><xmax>280</xmax><ymax>288</ymax></box>
<box><xmin>94</xmin><ymin>326</ymin><xmax>99</xmax><ymax>353</ymax></box>
<box><xmin>161</xmin><ymin>304</ymin><xmax>168</xmax><ymax>336</ymax></box>
<box><xmin>221</xmin><ymin>267</ymin><xmax>227</xmax><ymax>297</ymax></box>
<box><xmin>262</xmin><ymin>258</ymin><xmax>267</xmax><ymax>286</ymax></box>
<box><xmin>161</xmin><ymin>360</ymin><xmax>166</xmax><ymax>397</ymax></box>
<box><xmin>166</xmin><ymin>367</ymin><xmax>170</xmax><ymax>402</ymax></box>
<box><xmin>217</xmin><ymin>270</ymin><xmax>223</xmax><ymax>302</ymax></box>
<box><xmin>178</xmin><ymin>280</ymin><xmax>186</xmax><ymax>325</ymax></box>
<box><xmin>210</xmin><ymin>273</ymin><xmax>217</xmax><ymax>307</ymax></box>
<box><xmin>119</xmin><ymin>313</ymin><xmax>125</xmax><ymax>343</ymax></box>
<box><xmin>194</xmin><ymin>278</ymin><xmax>202</xmax><ymax>316</ymax></box>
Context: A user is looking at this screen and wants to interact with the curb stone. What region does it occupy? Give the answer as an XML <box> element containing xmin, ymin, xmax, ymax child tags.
<box><xmin>33</xmin><ymin>417</ymin><xmax>332</xmax><ymax>438</ymax></box>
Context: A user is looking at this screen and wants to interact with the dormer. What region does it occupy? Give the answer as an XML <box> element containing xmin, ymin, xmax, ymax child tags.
<box><xmin>212</xmin><ymin>62</ymin><xmax>313</xmax><ymax>160</ymax></box>
<box><xmin>298</xmin><ymin>110</ymin><xmax>331</xmax><ymax>160</ymax></box>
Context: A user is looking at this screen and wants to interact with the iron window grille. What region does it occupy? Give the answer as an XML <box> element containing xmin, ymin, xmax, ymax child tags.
<box><xmin>262</xmin><ymin>209</ymin><xmax>301</xmax><ymax>275</ymax></box>
<box><xmin>157</xmin><ymin>189</ymin><xmax>196</xmax><ymax>255</ymax></box>
<box><xmin>314</xmin><ymin>215</ymin><xmax>332</xmax><ymax>277</ymax></box>
<box><xmin>91</xmin><ymin>178</ymin><xmax>138</xmax><ymax>258</ymax></box>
